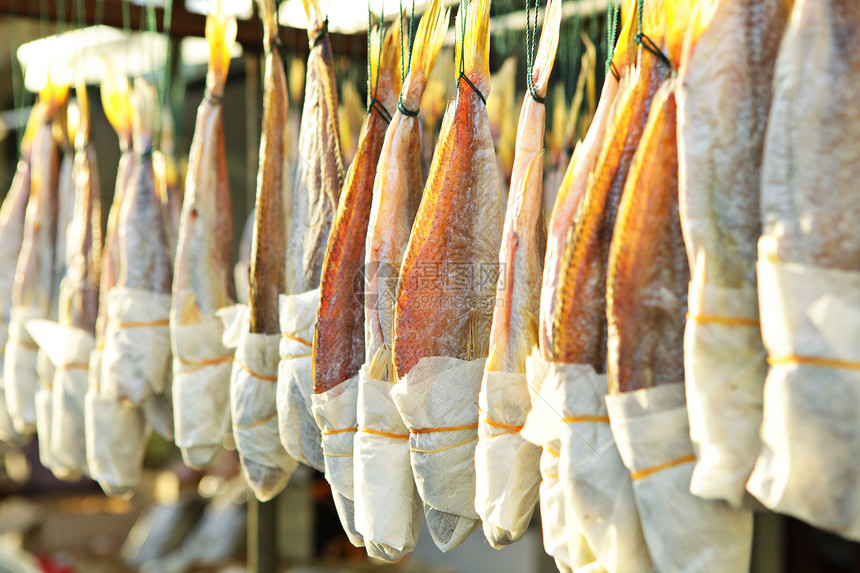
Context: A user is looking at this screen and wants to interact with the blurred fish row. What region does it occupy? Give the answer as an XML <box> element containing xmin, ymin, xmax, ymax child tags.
<box><xmin>1</xmin><ymin>0</ymin><xmax>859</xmax><ymax>570</ymax></box>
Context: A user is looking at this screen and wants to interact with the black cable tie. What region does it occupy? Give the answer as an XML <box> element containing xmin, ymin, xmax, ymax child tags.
<box><xmin>397</xmin><ymin>96</ymin><xmax>419</xmax><ymax>117</ymax></box>
<box><xmin>310</xmin><ymin>17</ymin><xmax>329</xmax><ymax>49</ymax></box>
<box><xmin>609</xmin><ymin>60</ymin><xmax>621</xmax><ymax>82</ymax></box>
<box><xmin>368</xmin><ymin>98</ymin><xmax>393</xmax><ymax>123</ymax></box>
<box><xmin>458</xmin><ymin>72</ymin><xmax>486</xmax><ymax>106</ymax></box>
<box><xmin>637</xmin><ymin>32</ymin><xmax>673</xmax><ymax>72</ymax></box>
<box><xmin>139</xmin><ymin>147</ymin><xmax>153</xmax><ymax>159</ymax></box>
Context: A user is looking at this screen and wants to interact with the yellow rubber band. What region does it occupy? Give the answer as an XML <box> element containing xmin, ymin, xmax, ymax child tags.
<box><xmin>561</xmin><ymin>415</ymin><xmax>610</xmax><ymax>424</ymax></box>
<box><xmin>411</xmin><ymin>435</ymin><xmax>478</xmax><ymax>454</ymax></box>
<box><xmin>116</xmin><ymin>319</ymin><xmax>170</xmax><ymax>329</ymax></box>
<box><xmin>768</xmin><ymin>355</ymin><xmax>860</xmax><ymax>372</ymax></box>
<box><xmin>281</xmin><ymin>332</ymin><xmax>312</xmax><ymax>347</ymax></box>
<box><xmin>479</xmin><ymin>413</ymin><xmax>524</xmax><ymax>432</ymax></box>
<box><xmin>176</xmin><ymin>354</ymin><xmax>233</xmax><ymax>367</ymax></box>
<box><xmin>324</xmin><ymin>452</ymin><xmax>354</xmax><ymax>458</ymax></box>
<box><xmin>282</xmin><ymin>352</ymin><xmax>312</xmax><ymax>360</ymax></box>
<box><xmin>411</xmin><ymin>423</ymin><xmax>478</xmax><ymax>434</ymax></box>
<box><xmin>321</xmin><ymin>427</ymin><xmax>358</xmax><ymax>436</ymax></box>
<box><xmin>687</xmin><ymin>313</ymin><xmax>760</xmax><ymax>328</ymax></box>
<box><xmin>544</xmin><ymin>446</ymin><xmax>559</xmax><ymax>457</ymax></box>
<box><xmin>233</xmin><ymin>361</ymin><xmax>278</xmax><ymax>382</ymax></box>
<box><xmin>58</xmin><ymin>362</ymin><xmax>90</xmax><ymax>371</ymax></box>
<box><xmin>233</xmin><ymin>411</ymin><xmax>277</xmax><ymax>430</ymax></box>
<box><xmin>8</xmin><ymin>336</ymin><xmax>38</xmax><ymax>351</ymax></box>
<box><xmin>358</xmin><ymin>427</ymin><xmax>409</xmax><ymax>439</ymax></box>
<box><xmin>631</xmin><ymin>454</ymin><xmax>696</xmax><ymax>481</ymax></box>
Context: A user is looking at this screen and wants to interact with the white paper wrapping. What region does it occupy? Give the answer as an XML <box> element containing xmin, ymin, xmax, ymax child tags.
<box><xmin>26</xmin><ymin>320</ymin><xmax>94</xmax><ymax>479</ymax></box>
<box><xmin>85</xmin><ymin>347</ymin><xmax>149</xmax><ymax>497</ymax></box>
<box><xmin>4</xmin><ymin>306</ymin><xmax>45</xmax><ymax>434</ymax></box>
<box><xmin>35</xmin><ymin>381</ymin><xmax>57</xmax><ymax>472</ymax></box>
<box><xmin>555</xmin><ymin>362</ymin><xmax>653</xmax><ymax>573</ymax></box>
<box><xmin>354</xmin><ymin>366</ymin><xmax>421</xmax><ymax>560</ymax></box>
<box><xmin>0</xmin><ymin>320</ymin><xmax>26</xmax><ymax>444</ymax></box>
<box><xmin>475</xmin><ymin>370</ymin><xmax>540</xmax><ymax>548</ymax></box>
<box><xmin>391</xmin><ymin>356</ymin><xmax>483</xmax><ymax>552</ymax></box>
<box><xmin>522</xmin><ymin>353</ymin><xmax>600</xmax><ymax>573</ymax></box>
<box><xmin>222</xmin><ymin>305</ymin><xmax>298</xmax><ymax>502</ymax></box>
<box><xmin>607</xmin><ymin>383</ymin><xmax>753</xmax><ymax>573</ymax></box>
<box><xmin>685</xmin><ymin>278</ymin><xmax>765</xmax><ymax>508</ymax></box>
<box><xmin>102</xmin><ymin>287</ymin><xmax>173</xmax><ymax>439</ymax></box>
<box><xmin>171</xmin><ymin>314</ymin><xmax>233</xmax><ymax>469</ymax></box>
<box><xmin>276</xmin><ymin>290</ymin><xmax>323</xmax><ymax>472</ymax></box>
<box><xmin>748</xmin><ymin>259</ymin><xmax>860</xmax><ymax>539</ymax></box>
<box><xmin>312</xmin><ymin>374</ymin><xmax>364</xmax><ymax>548</ymax></box>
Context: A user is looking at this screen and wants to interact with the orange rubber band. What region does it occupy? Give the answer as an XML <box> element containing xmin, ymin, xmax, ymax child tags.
<box><xmin>479</xmin><ymin>413</ymin><xmax>524</xmax><ymax>432</ymax></box>
<box><xmin>116</xmin><ymin>319</ymin><xmax>170</xmax><ymax>329</ymax></box>
<box><xmin>358</xmin><ymin>427</ymin><xmax>409</xmax><ymax>439</ymax></box>
<box><xmin>176</xmin><ymin>354</ymin><xmax>233</xmax><ymax>367</ymax></box>
<box><xmin>544</xmin><ymin>446</ymin><xmax>560</xmax><ymax>457</ymax></box>
<box><xmin>282</xmin><ymin>352</ymin><xmax>312</xmax><ymax>360</ymax></box>
<box><xmin>324</xmin><ymin>452</ymin><xmax>354</xmax><ymax>458</ymax></box>
<box><xmin>631</xmin><ymin>454</ymin><xmax>696</xmax><ymax>481</ymax></box>
<box><xmin>321</xmin><ymin>427</ymin><xmax>358</xmax><ymax>436</ymax></box>
<box><xmin>561</xmin><ymin>415</ymin><xmax>610</xmax><ymax>424</ymax></box>
<box><xmin>9</xmin><ymin>336</ymin><xmax>38</xmax><ymax>351</ymax></box>
<box><xmin>234</xmin><ymin>361</ymin><xmax>278</xmax><ymax>382</ymax></box>
<box><xmin>411</xmin><ymin>435</ymin><xmax>478</xmax><ymax>454</ymax></box>
<box><xmin>234</xmin><ymin>411</ymin><xmax>277</xmax><ymax>430</ymax></box>
<box><xmin>58</xmin><ymin>362</ymin><xmax>90</xmax><ymax>371</ymax></box>
<box><xmin>411</xmin><ymin>423</ymin><xmax>478</xmax><ymax>434</ymax></box>
<box><xmin>687</xmin><ymin>313</ymin><xmax>759</xmax><ymax>328</ymax></box>
<box><xmin>768</xmin><ymin>355</ymin><xmax>860</xmax><ymax>372</ymax></box>
<box><xmin>281</xmin><ymin>332</ymin><xmax>312</xmax><ymax>347</ymax></box>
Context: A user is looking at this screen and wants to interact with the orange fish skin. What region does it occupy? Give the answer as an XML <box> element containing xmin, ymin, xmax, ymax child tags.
<box><xmin>550</xmin><ymin>47</ymin><xmax>671</xmax><ymax>372</ymax></box>
<box><xmin>313</xmin><ymin>24</ymin><xmax>401</xmax><ymax>394</ymax></box>
<box><xmin>538</xmin><ymin>7</ymin><xmax>636</xmax><ymax>359</ymax></box>
<box><xmin>248</xmin><ymin>13</ymin><xmax>289</xmax><ymax>335</ymax></box>
<box><xmin>393</xmin><ymin>83</ymin><xmax>503</xmax><ymax>380</ymax></box>
<box><xmin>606</xmin><ymin>81</ymin><xmax>688</xmax><ymax>394</ymax></box>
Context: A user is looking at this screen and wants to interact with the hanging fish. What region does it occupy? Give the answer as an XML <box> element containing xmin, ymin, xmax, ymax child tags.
<box><xmin>101</xmin><ymin>78</ymin><xmax>174</xmax><ymax>440</ymax></box>
<box><xmin>677</xmin><ymin>0</ymin><xmax>789</xmax><ymax>509</ymax></box>
<box><xmin>277</xmin><ymin>0</ymin><xmax>345</xmax><ymax>476</ymax></box>
<box><xmin>225</xmin><ymin>0</ymin><xmax>298</xmax><ymax>502</ymax></box>
<box><xmin>5</xmin><ymin>78</ymin><xmax>65</xmax><ymax>436</ymax></box>
<box><xmin>0</xmin><ymin>105</ymin><xmax>42</xmax><ymax>444</ymax></box>
<box><xmin>748</xmin><ymin>0</ymin><xmax>860</xmax><ymax>543</ymax></box>
<box><xmin>157</xmin><ymin>109</ymin><xmax>185</xmax><ymax>258</ymax></box>
<box><xmin>354</xmin><ymin>0</ymin><xmax>449</xmax><ymax>560</ymax></box>
<box><xmin>311</xmin><ymin>14</ymin><xmax>401</xmax><ymax>549</ymax></box>
<box><xmin>84</xmin><ymin>72</ymin><xmax>147</xmax><ymax>497</ymax></box>
<box><xmin>391</xmin><ymin>0</ymin><xmax>502</xmax><ymax>552</ymax></box>
<box><xmin>475</xmin><ymin>0</ymin><xmax>561</xmax><ymax>550</ymax></box>
<box><xmin>28</xmin><ymin>80</ymin><xmax>104</xmax><ymax>480</ymax></box>
<box><xmin>171</xmin><ymin>2</ymin><xmax>237</xmax><ymax>469</ymax></box>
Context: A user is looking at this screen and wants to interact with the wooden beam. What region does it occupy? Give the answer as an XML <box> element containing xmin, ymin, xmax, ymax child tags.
<box><xmin>0</xmin><ymin>0</ymin><xmax>366</xmax><ymax>59</ymax></box>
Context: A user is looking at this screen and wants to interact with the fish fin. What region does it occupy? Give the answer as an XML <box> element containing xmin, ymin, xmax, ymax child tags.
<box><xmin>530</xmin><ymin>0</ymin><xmax>562</xmax><ymax>99</ymax></box>
<box><xmin>206</xmin><ymin>0</ymin><xmax>237</xmax><ymax>94</ymax></box>
<box><xmin>100</xmin><ymin>67</ymin><xmax>133</xmax><ymax>140</ymax></box>
<box><xmin>611</xmin><ymin>0</ymin><xmax>637</xmax><ymax>73</ymax></box>
<box><xmin>367</xmin><ymin>344</ymin><xmax>395</xmax><ymax>382</ymax></box>
<box><xmin>457</xmin><ymin>0</ymin><xmax>491</xmax><ymax>98</ymax></box>
<box><xmin>301</xmin><ymin>0</ymin><xmax>320</xmax><ymax>22</ymax></box>
<box><xmin>402</xmin><ymin>0</ymin><xmax>449</xmax><ymax>108</ymax></box>
<box><xmin>664</xmin><ymin>0</ymin><xmax>695</xmax><ymax>68</ymax></box>
<box><xmin>20</xmin><ymin>101</ymin><xmax>44</xmax><ymax>152</ymax></box>
<box><xmin>39</xmin><ymin>69</ymin><xmax>69</xmax><ymax>117</ymax></box>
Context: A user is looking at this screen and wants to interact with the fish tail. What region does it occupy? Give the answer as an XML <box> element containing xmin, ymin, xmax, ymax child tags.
<box><xmin>301</xmin><ymin>0</ymin><xmax>322</xmax><ymax>27</ymax></box>
<box><xmin>205</xmin><ymin>0</ymin><xmax>237</xmax><ymax>94</ymax></box>
<box><xmin>257</xmin><ymin>0</ymin><xmax>278</xmax><ymax>49</ymax></box>
<box><xmin>100</xmin><ymin>68</ymin><xmax>133</xmax><ymax>142</ymax></box>
<box><xmin>367</xmin><ymin>344</ymin><xmax>395</xmax><ymax>382</ymax></box>
<box><xmin>39</xmin><ymin>69</ymin><xmax>69</xmax><ymax>118</ymax></box>
<box><xmin>678</xmin><ymin>0</ymin><xmax>717</xmax><ymax>75</ymax></box>
<box><xmin>664</xmin><ymin>0</ymin><xmax>695</xmax><ymax>68</ymax></box>
<box><xmin>368</xmin><ymin>18</ymin><xmax>402</xmax><ymax>111</ymax></box>
<box><xmin>530</xmin><ymin>0</ymin><xmax>562</xmax><ymax>99</ymax></box>
<box><xmin>611</xmin><ymin>0</ymin><xmax>637</xmax><ymax>72</ymax></box>
<box><xmin>402</xmin><ymin>0</ymin><xmax>449</xmax><ymax>107</ymax></box>
<box><xmin>456</xmin><ymin>0</ymin><xmax>491</xmax><ymax>98</ymax></box>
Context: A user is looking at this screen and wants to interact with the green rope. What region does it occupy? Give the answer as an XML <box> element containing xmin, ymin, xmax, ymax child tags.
<box><xmin>398</xmin><ymin>0</ymin><xmax>415</xmax><ymax>83</ymax></box>
<box><xmin>456</xmin><ymin>0</ymin><xmax>485</xmax><ymax>105</ymax></box>
<box><xmin>162</xmin><ymin>0</ymin><xmax>174</xmax><ymax>111</ymax></box>
<box><xmin>525</xmin><ymin>0</ymin><xmax>543</xmax><ymax>104</ymax></box>
<box><xmin>604</xmin><ymin>0</ymin><xmax>619</xmax><ymax>77</ymax></box>
<box><xmin>367</xmin><ymin>0</ymin><xmax>391</xmax><ymax>122</ymax></box>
